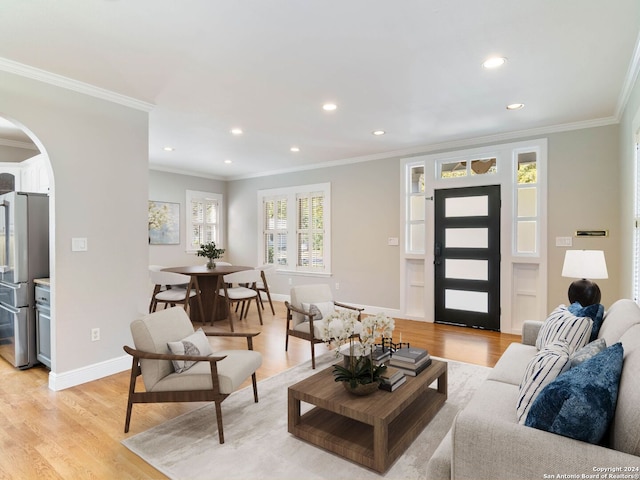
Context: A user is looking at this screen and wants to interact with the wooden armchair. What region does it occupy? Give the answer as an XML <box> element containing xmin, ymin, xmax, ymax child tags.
<box><xmin>123</xmin><ymin>307</ymin><xmax>262</xmax><ymax>443</ymax></box>
<box><xmin>284</xmin><ymin>284</ymin><xmax>364</xmax><ymax>368</ymax></box>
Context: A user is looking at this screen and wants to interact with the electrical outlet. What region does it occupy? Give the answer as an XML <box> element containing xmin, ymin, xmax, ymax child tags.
<box><xmin>288</xmin><ymin>278</ymin><xmax>292</xmax><ymax>285</ymax></box>
<box><xmin>335</xmin><ymin>282</ymin><xmax>340</xmax><ymax>290</ymax></box>
<box><xmin>91</xmin><ymin>328</ymin><xmax>100</xmax><ymax>342</ymax></box>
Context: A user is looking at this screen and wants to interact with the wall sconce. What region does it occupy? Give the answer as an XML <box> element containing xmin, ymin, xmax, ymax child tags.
<box><xmin>561</xmin><ymin>250</ymin><xmax>608</xmax><ymax>306</ymax></box>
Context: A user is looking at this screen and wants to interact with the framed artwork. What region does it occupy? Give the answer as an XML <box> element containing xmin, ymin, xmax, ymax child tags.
<box><xmin>148</xmin><ymin>200</ymin><xmax>180</xmax><ymax>245</ymax></box>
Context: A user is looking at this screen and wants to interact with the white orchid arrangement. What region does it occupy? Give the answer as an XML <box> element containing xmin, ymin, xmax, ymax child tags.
<box><xmin>320</xmin><ymin>310</ymin><xmax>395</xmax><ymax>386</ymax></box>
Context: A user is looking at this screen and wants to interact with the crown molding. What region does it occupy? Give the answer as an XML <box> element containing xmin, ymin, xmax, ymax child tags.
<box><xmin>616</xmin><ymin>29</ymin><xmax>640</xmax><ymax>120</ymax></box>
<box><xmin>0</xmin><ymin>138</ymin><xmax>38</xmax><ymax>150</ymax></box>
<box><xmin>149</xmin><ymin>165</ymin><xmax>227</xmax><ymax>182</ymax></box>
<box><xmin>227</xmin><ymin>115</ymin><xmax>619</xmax><ymax>181</ymax></box>
<box><xmin>0</xmin><ymin>57</ymin><xmax>155</xmax><ymax>112</ymax></box>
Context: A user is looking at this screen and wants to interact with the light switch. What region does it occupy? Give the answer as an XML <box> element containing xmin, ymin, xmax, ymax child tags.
<box><xmin>555</xmin><ymin>236</ymin><xmax>572</xmax><ymax>247</ymax></box>
<box><xmin>388</xmin><ymin>237</ymin><xmax>399</xmax><ymax>246</ymax></box>
<box><xmin>72</xmin><ymin>237</ymin><xmax>88</xmax><ymax>251</ymax></box>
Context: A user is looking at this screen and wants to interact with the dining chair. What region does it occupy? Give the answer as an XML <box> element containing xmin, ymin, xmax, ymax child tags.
<box><xmin>217</xmin><ymin>269</ymin><xmax>264</xmax><ymax>331</ymax></box>
<box><xmin>285</xmin><ymin>284</ymin><xmax>364</xmax><ymax>368</ymax></box>
<box><xmin>123</xmin><ymin>307</ymin><xmax>262</xmax><ymax>443</ymax></box>
<box><xmin>148</xmin><ymin>265</ymin><xmax>166</xmax><ymax>312</ymax></box>
<box><xmin>255</xmin><ymin>265</ymin><xmax>276</xmax><ymax>315</ymax></box>
<box><xmin>149</xmin><ymin>268</ymin><xmax>198</xmax><ymax>316</ymax></box>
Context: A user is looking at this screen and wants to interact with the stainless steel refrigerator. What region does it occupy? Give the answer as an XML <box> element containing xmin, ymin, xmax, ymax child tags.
<box><xmin>0</xmin><ymin>192</ymin><xmax>49</xmax><ymax>369</ymax></box>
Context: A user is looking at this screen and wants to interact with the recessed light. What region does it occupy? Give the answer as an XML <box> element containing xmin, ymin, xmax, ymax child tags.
<box><xmin>322</xmin><ymin>103</ymin><xmax>337</xmax><ymax>111</ymax></box>
<box><xmin>290</xmin><ymin>146</ymin><xmax>300</xmax><ymax>152</ymax></box>
<box><xmin>482</xmin><ymin>57</ymin><xmax>507</xmax><ymax>69</ymax></box>
<box><xmin>231</xmin><ymin>128</ymin><xmax>243</xmax><ymax>135</ymax></box>
<box><xmin>372</xmin><ymin>130</ymin><xmax>386</xmax><ymax>136</ymax></box>
<box><xmin>506</xmin><ymin>103</ymin><xmax>525</xmax><ymax>110</ymax></box>
<box><xmin>224</xmin><ymin>159</ymin><xmax>232</xmax><ymax>164</ymax></box>
<box><xmin>163</xmin><ymin>146</ymin><xmax>174</xmax><ymax>151</ymax></box>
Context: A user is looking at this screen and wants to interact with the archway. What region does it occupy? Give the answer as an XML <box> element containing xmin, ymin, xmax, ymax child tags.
<box><xmin>0</xmin><ymin>115</ymin><xmax>54</xmax><ymax>370</ymax></box>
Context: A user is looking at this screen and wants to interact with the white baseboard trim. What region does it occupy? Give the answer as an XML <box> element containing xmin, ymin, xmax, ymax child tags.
<box><xmin>48</xmin><ymin>354</ymin><xmax>131</xmax><ymax>391</ymax></box>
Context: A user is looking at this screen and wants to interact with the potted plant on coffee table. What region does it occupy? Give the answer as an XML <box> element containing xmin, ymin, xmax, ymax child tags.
<box><xmin>320</xmin><ymin>310</ymin><xmax>394</xmax><ymax>395</ymax></box>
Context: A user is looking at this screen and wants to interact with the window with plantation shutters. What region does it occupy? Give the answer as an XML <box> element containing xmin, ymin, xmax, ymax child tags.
<box><xmin>258</xmin><ymin>183</ymin><xmax>331</xmax><ymax>274</ymax></box>
<box><xmin>297</xmin><ymin>192</ymin><xmax>324</xmax><ymax>269</ymax></box>
<box><xmin>263</xmin><ymin>196</ymin><xmax>288</xmax><ymax>266</ymax></box>
<box><xmin>186</xmin><ymin>190</ymin><xmax>224</xmax><ymax>253</ymax></box>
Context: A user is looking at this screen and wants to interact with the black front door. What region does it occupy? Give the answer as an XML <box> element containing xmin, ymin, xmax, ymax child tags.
<box><xmin>434</xmin><ymin>185</ymin><xmax>501</xmax><ymax>331</ymax></box>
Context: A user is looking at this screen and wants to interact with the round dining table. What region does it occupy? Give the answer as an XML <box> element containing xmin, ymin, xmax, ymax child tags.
<box><xmin>162</xmin><ymin>264</ymin><xmax>253</xmax><ymax>325</ymax></box>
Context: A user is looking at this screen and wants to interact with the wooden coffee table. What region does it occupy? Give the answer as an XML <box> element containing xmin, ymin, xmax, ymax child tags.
<box><xmin>288</xmin><ymin>359</ymin><xmax>448</xmax><ymax>473</ymax></box>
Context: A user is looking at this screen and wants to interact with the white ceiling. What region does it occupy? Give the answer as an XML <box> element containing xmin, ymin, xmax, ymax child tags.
<box><xmin>1</xmin><ymin>0</ymin><xmax>639</xmax><ymax>179</ymax></box>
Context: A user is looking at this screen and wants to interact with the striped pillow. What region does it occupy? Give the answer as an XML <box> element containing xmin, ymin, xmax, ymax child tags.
<box><xmin>535</xmin><ymin>305</ymin><xmax>593</xmax><ymax>353</ymax></box>
<box><xmin>517</xmin><ymin>339</ymin><xmax>572</xmax><ymax>424</ymax></box>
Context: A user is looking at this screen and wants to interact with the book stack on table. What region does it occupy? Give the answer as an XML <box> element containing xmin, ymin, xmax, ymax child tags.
<box><xmin>371</xmin><ymin>346</ymin><xmax>391</xmax><ymax>365</ymax></box>
<box><xmin>378</xmin><ymin>366</ymin><xmax>406</xmax><ymax>392</ymax></box>
<box><xmin>389</xmin><ymin>347</ymin><xmax>431</xmax><ymax>376</ymax></box>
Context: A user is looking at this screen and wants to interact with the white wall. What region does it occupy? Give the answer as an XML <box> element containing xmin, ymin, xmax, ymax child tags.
<box><xmin>148</xmin><ymin>169</ymin><xmax>226</xmax><ymax>268</ymax></box>
<box><xmin>227</xmin><ymin>159</ymin><xmax>405</xmax><ymax>310</ymax></box>
<box><xmin>0</xmin><ymin>70</ymin><xmax>149</xmax><ymax>388</ymax></box>
<box><xmin>227</xmin><ymin>126</ymin><xmax>623</xmax><ymax>316</ymax></box>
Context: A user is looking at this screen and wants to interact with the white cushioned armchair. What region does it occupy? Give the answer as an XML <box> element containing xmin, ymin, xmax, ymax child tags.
<box><xmin>284</xmin><ymin>284</ymin><xmax>363</xmax><ymax>368</ymax></box>
<box><xmin>123</xmin><ymin>307</ymin><xmax>262</xmax><ymax>443</ymax></box>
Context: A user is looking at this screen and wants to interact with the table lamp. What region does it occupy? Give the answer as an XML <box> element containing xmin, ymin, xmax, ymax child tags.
<box><xmin>561</xmin><ymin>250</ymin><xmax>608</xmax><ymax>306</ymax></box>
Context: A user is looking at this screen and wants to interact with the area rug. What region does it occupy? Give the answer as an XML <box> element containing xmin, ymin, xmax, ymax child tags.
<box><xmin>122</xmin><ymin>353</ymin><xmax>491</xmax><ymax>480</ymax></box>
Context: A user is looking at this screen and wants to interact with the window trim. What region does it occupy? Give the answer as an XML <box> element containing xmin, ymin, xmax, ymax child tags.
<box><xmin>257</xmin><ymin>182</ymin><xmax>331</xmax><ymax>276</ymax></box>
<box><xmin>185</xmin><ymin>190</ymin><xmax>224</xmax><ymax>253</ymax></box>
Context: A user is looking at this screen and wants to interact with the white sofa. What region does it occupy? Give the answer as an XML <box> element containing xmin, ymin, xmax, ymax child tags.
<box><xmin>427</xmin><ymin>299</ymin><xmax>640</xmax><ymax>480</ymax></box>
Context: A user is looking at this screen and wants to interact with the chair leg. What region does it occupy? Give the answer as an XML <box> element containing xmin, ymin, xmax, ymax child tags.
<box><xmin>257</xmin><ymin>294</ymin><xmax>265</xmax><ymax>310</ymax></box>
<box><xmin>255</xmin><ymin>297</ymin><xmax>263</xmax><ymax>325</ymax></box>
<box><xmin>124</xmin><ymin>359</ymin><xmax>140</xmax><ymax>433</ymax></box>
<box><xmin>214</xmin><ymin>401</ymin><xmax>225</xmax><ymax>444</ymax></box>
<box><xmin>251</xmin><ymin>372</ymin><xmax>258</xmax><ymax>403</ymax></box>
<box><xmin>310</xmin><ymin>342</ymin><xmax>316</xmax><ymax>369</ymax></box>
<box><xmin>227</xmin><ymin>299</ymin><xmax>235</xmax><ymax>332</ymax></box>
<box><xmin>285</xmin><ymin>329</ymin><xmax>289</xmax><ymax>351</ymax></box>
<box><xmin>262</xmin><ymin>289</ymin><xmax>275</xmax><ymax>315</ymax></box>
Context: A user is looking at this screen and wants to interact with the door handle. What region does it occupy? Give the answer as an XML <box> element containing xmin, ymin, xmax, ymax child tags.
<box><xmin>434</xmin><ymin>242</ymin><xmax>442</xmax><ymax>265</ymax></box>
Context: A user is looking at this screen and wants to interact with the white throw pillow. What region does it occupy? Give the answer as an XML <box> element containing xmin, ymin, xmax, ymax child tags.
<box><xmin>301</xmin><ymin>301</ymin><xmax>335</xmax><ymax>322</ymax></box>
<box><xmin>535</xmin><ymin>305</ymin><xmax>593</xmax><ymax>353</ymax></box>
<box><xmin>167</xmin><ymin>328</ymin><xmax>213</xmax><ymax>373</ymax></box>
<box><xmin>517</xmin><ymin>339</ymin><xmax>572</xmax><ymax>424</ymax></box>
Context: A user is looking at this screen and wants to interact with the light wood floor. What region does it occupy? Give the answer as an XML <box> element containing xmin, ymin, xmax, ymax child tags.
<box><xmin>0</xmin><ymin>301</ymin><xmax>519</xmax><ymax>479</ymax></box>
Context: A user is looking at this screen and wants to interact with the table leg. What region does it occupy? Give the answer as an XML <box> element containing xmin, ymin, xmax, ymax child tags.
<box><xmin>287</xmin><ymin>389</ymin><xmax>301</xmax><ymax>433</ymax></box>
<box><xmin>211</xmin><ymin>275</ymin><xmax>221</xmax><ymax>326</ymax></box>
<box><xmin>373</xmin><ymin>419</ymin><xmax>389</xmax><ymax>473</ymax></box>
<box><xmin>192</xmin><ymin>276</ymin><xmax>205</xmax><ymax>324</ymax></box>
<box><xmin>438</xmin><ymin>367</ymin><xmax>448</xmax><ymax>397</ymax></box>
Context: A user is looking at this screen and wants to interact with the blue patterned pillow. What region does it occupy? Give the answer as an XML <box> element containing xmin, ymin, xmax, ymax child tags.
<box><xmin>568</xmin><ymin>302</ymin><xmax>605</xmax><ymax>342</ymax></box>
<box><xmin>525</xmin><ymin>342</ymin><xmax>624</xmax><ymax>444</ymax></box>
<box><xmin>536</xmin><ymin>305</ymin><xmax>592</xmax><ymax>353</ymax></box>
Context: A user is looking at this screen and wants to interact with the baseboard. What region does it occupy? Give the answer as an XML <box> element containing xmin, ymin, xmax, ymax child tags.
<box><xmin>48</xmin><ymin>354</ymin><xmax>131</xmax><ymax>391</ymax></box>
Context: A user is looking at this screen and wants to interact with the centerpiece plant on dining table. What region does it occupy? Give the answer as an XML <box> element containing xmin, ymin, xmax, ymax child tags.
<box><xmin>196</xmin><ymin>241</ymin><xmax>225</xmax><ymax>269</ymax></box>
<box><xmin>321</xmin><ymin>310</ymin><xmax>394</xmax><ymax>391</ymax></box>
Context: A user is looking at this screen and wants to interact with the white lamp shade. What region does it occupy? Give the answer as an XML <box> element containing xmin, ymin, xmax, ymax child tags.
<box><xmin>561</xmin><ymin>250</ymin><xmax>608</xmax><ymax>279</ymax></box>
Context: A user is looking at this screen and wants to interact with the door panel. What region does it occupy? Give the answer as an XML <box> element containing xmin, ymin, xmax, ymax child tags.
<box><xmin>434</xmin><ymin>185</ymin><xmax>501</xmax><ymax>330</ymax></box>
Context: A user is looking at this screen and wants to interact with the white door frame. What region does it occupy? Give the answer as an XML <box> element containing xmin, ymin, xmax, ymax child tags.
<box><xmin>400</xmin><ymin>138</ymin><xmax>548</xmax><ymax>334</ymax></box>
